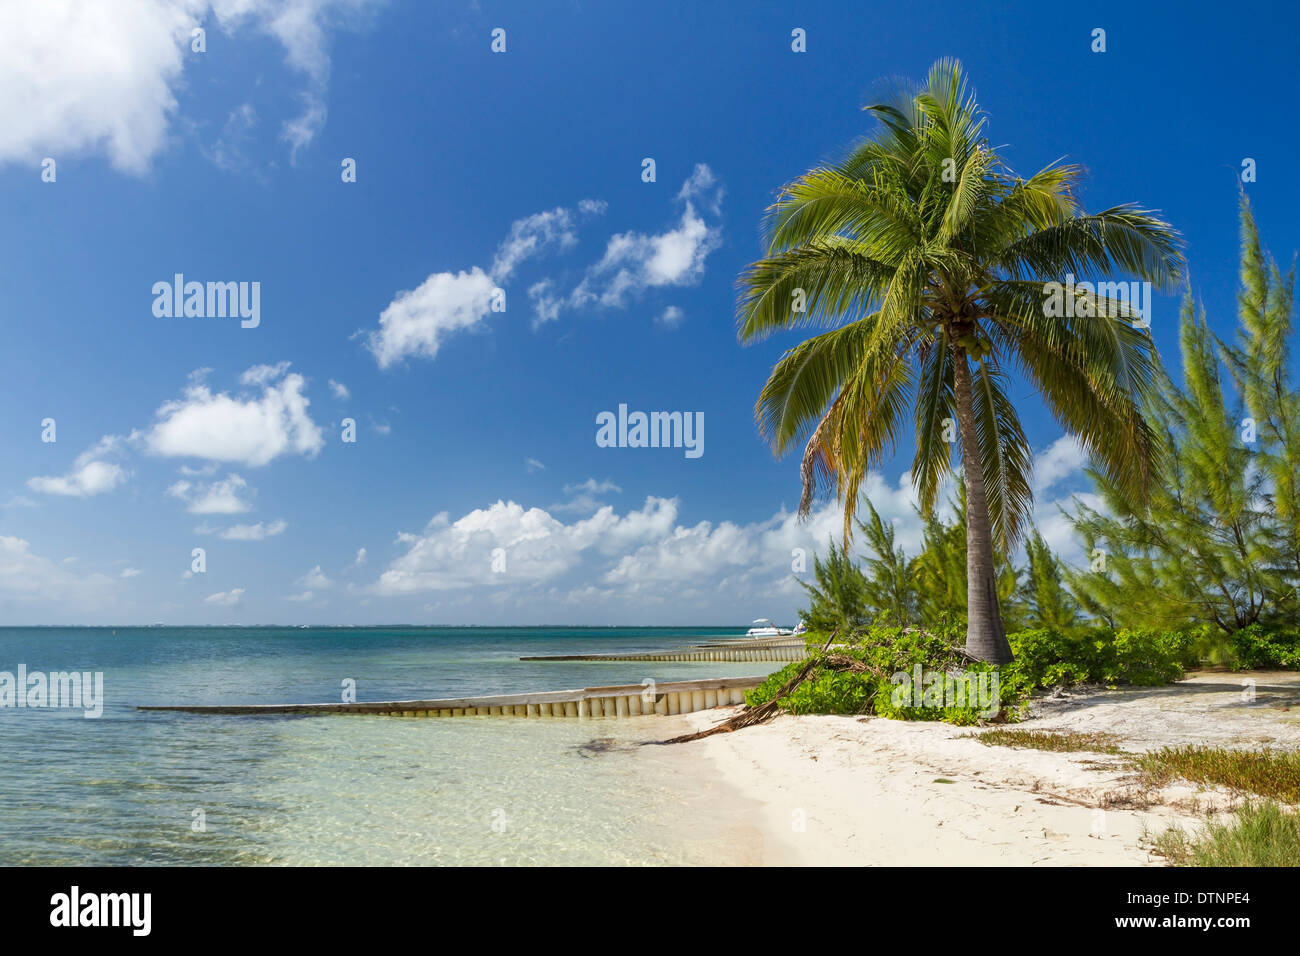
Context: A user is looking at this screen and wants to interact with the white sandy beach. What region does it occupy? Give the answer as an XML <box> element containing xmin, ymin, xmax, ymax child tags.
<box><xmin>675</xmin><ymin>671</ymin><xmax>1300</xmax><ymax>866</ymax></box>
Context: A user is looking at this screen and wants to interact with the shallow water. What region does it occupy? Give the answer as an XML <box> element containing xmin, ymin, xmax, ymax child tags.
<box><xmin>0</xmin><ymin>627</ymin><xmax>782</xmax><ymax>865</ymax></box>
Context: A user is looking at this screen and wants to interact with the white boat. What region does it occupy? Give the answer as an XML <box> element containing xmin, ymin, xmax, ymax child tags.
<box><xmin>793</xmin><ymin>619</ymin><xmax>807</xmax><ymax>636</ymax></box>
<box><xmin>746</xmin><ymin>618</ymin><xmax>794</xmax><ymax>637</ymax></box>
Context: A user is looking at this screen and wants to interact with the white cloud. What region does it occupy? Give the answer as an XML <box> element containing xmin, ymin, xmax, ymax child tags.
<box><xmin>541</xmin><ymin>165</ymin><xmax>723</xmax><ymax>325</ymax></box>
<box><xmin>1032</xmin><ymin>434</ymin><xmax>1088</xmax><ymax>495</ymax></box>
<box><xmin>286</xmin><ymin>563</ymin><xmax>331</xmax><ymax>601</ymax></box>
<box><xmin>198</xmin><ymin>518</ymin><xmax>288</xmax><ymax>540</ymax></box>
<box><xmin>203</xmin><ymin>102</ymin><xmax>259</xmax><ymax>172</ymax></box>
<box><xmin>367</xmin><ymin>199</ymin><xmax>607</xmax><ymax>365</ymax></box>
<box><xmin>525</xmin><ymin>457</ymin><xmax>546</xmax><ymax>473</ymax></box>
<box><xmin>677</xmin><ymin>162</ymin><xmax>724</xmax><ymax>214</ymax></box>
<box><xmin>204</xmin><ymin>587</ymin><xmax>245</xmax><ymax>606</ymax></box>
<box><xmin>178</xmin><ymin>462</ymin><xmax>218</xmax><ymax>477</ymax></box>
<box><xmin>27</xmin><ymin>436</ymin><xmax>128</xmax><ymax>498</ymax></box>
<box><xmin>551</xmin><ymin>477</ymin><xmax>622</xmax><ymax>515</ymax></box>
<box><xmin>0</xmin><ymin>0</ymin><xmax>199</xmax><ymax>173</ymax></box>
<box><xmin>656</xmin><ymin>305</ymin><xmax>684</xmax><ymax>328</ymax></box>
<box><xmin>143</xmin><ymin>364</ymin><xmax>323</xmax><ymax>466</ymax></box>
<box><xmin>298</xmin><ymin>564</ymin><xmax>332</xmax><ymax>589</ymax></box>
<box><xmin>573</xmin><ymin>203</ymin><xmax>719</xmax><ymax>308</ymax></box>
<box><xmin>353</xmin><ymin>547</ymin><xmax>367</xmax><ymax>566</ymax></box>
<box><xmin>240</xmin><ymin>361</ymin><xmax>292</xmax><ymax>386</ymax></box>
<box><xmin>0</xmin><ymin>535</ymin><xmax>119</xmax><ymax>609</ymax></box>
<box><xmin>565</xmin><ymin>478</ymin><xmax>621</xmax><ymax>496</ymax></box>
<box><xmin>167</xmin><ymin>472</ymin><xmax>253</xmax><ymax>513</ymax></box>
<box><xmin>375</xmin><ymin>497</ymin><xmax>677</xmax><ymax>594</ymax></box>
<box><xmin>0</xmin><ymin>0</ymin><xmax>379</xmax><ymax>174</ymax></box>
<box><xmin>490</xmin><ymin>207</ymin><xmax>579</xmax><ymax>281</ymax></box>
<box><xmin>328</xmin><ymin>378</ymin><xmax>350</xmax><ymax>400</ymax></box>
<box><xmin>366</xmin><ymin>268</ymin><xmax>497</xmax><ymax>368</ymax></box>
<box><xmin>121</xmin><ymin>567</ymin><xmax>142</xmax><ymax>578</ymax></box>
<box><xmin>527</xmin><ymin>280</ymin><xmax>563</xmax><ymax>328</ymax></box>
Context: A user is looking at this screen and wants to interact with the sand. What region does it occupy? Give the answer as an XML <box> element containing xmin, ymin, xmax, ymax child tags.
<box><xmin>675</xmin><ymin>670</ymin><xmax>1300</xmax><ymax>866</ymax></box>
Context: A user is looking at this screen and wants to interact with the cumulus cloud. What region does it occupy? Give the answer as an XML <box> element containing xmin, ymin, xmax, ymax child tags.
<box><xmin>27</xmin><ymin>436</ymin><xmax>128</xmax><ymax>498</ymax></box>
<box><xmin>366</xmin><ymin>268</ymin><xmax>498</xmax><ymax>368</ymax></box>
<box><xmin>527</xmin><ymin>280</ymin><xmax>563</xmax><ymax>328</ymax></box>
<box><xmin>0</xmin><ymin>535</ymin><xmax>120</xmax><ymax>609</ymax></box>
<box><xmin>204</xmin><ymin>587</ymin><xmax>245</xmax><ymax>606</ymax></box>
<box><xmin>286</xmin><ymin>563</ymin><xmax>331</xmax><ymax>601</ymax></box>
<box><xmin>328</xmin><ymin>379</ymin><xmax>350</xmax><ymax>400</ymax></box>
<box><xmin>299</xmin><ymin>564</ymin><xmax>332</xmax><ymax>589</ymax></box>
<box><xmin>539</xmin><ymin>164</ymin><xmax>723</xmax><ymax>325</ymax></box>
<box><xmin>655</xmin><ymin>305</ymin><xmax>684</xmax><ymax>328</ymax></box>
<box><xmin>198</xmin><ymin>518</ymin><xmax>288</xmax><ymax>540</ymax></box>
<box><xmin>240</xmin><ymin>361</ymin><xmax>292</xmax><ymax>386</ymax></box>
<box><xmin>374</xmin><ymin>497</ymin><xmax>678</xmax><ymax>594</ymax></box>
<box><xmin>167</xmin><ymin>472</ymin><xmax>253</xmax><ymax>513</ymax></box>
<box><xmin>1027</xmin><ymin>435</ymin><xmax>1098</xmax><ymax>566</ymax></box>
<box><xmin>677</xmin><ymin>162</ymin><xmax>724</xmax><ymax>214</ymax></box>
<box><xmin>0</xmin><ymin>0</ymin><xmax>379</xmax><ymax>174</ymax></box>
<box><xmin>572</xmin><ymin>208</ymin><xmax>718</xmax><ymax>308</ymax></box>
<box><xmin>366</xmin><ymin>198</ymin><xmax>608</xmax><ymax>367</ymax></box>
<box><xmin>362</xmin><ymin>491</ymin><xmax>869</xmax><ymax>625</ymax></box>
<box><xmin>551</xmin><ymin>477</ymin><xmax>622</xmax><ymax>515</ymax></box>
<box><xmin>525</xmin><ymin>457</ymin><xmax>546</xmax><ymax>473</ymax></box>
<box><xmin>143</xmin><ymin>363</ymin><xmax>323</xmax><ymax>466</ymax></box>
<box><xmin>1032</xmin><ymin>434</ymin><xmax>1089</xmax><ymax>495</ymax></box>
<box><xmin>490</xmin><ymin>207</ymin><xmax>579</xmax><ymax>281</ymax></box>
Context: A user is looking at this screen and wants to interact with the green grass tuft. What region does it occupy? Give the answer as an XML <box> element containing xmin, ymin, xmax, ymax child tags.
<box><xmin>970</xmin><ymin>729</ymin><xmax>1125</xmax><ymax>754</ymax></box>
<box><xmin>1152</xmin><ymin>802</ymin><xmax>1300</xmax><ymax>866</ymax></box>
<box><xmin>1135</xmin><ymin>746</ymin><xmax>1300</xmax><ymax>803</ymax></box>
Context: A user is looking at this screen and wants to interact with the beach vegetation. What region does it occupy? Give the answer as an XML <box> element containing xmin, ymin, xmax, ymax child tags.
<box><xmin>1152</xmin><ymin>801</ymin><xmax>1300</xmax><ymax>866</ymax></box>
<box><xmin>970</xmin><ymin>729</ymin><xmax>1125</xmax><ymax>754</ymax></box>
<box><xmin>1135</xmin><ymin>745</ymin><xmax>1300</xmax><ymax>804</ymax></box>
<box><xmin>1068</xmin><ymin>197</ymin><xmax>1300</xmax><ymax>651</ymax></box>
<box><xmin>1005</xmin><ymin>626</ymin><xmax>1192</xmax><ymax>691</ymax></box>
<box><xmin>749</xmin><ymin>624</ymin><xmax>1017</xmax><ymax>724</ymax></box>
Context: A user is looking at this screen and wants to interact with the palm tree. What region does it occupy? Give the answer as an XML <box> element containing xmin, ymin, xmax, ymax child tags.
<box><xmin>737</xmin><ymin>59</ymin><xmax>1183</xmax><ymax>663</ymax></box>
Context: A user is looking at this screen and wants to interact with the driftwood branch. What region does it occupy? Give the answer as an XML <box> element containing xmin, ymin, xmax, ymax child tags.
<box><xmin>648</xmin><ymin>629</ymin><xmax>838</xmax><ymax>745</ymax></box>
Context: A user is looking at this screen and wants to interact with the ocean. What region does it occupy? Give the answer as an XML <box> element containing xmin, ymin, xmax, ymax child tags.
<box><xmin>0</xmin><ymin>626</ymin><xmax>784</xmax><ymax>865</ymax></box>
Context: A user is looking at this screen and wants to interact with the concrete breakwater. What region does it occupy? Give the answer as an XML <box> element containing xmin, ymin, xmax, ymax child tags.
<box><xmin>520</xmin><ymin>637</ymin><xmax>808</xmax><ymax>664</ymax></box>
<box><xmin>138</xmin><ymin>675</ymin><xmax>766</xmax><ymax>719</ymax></box>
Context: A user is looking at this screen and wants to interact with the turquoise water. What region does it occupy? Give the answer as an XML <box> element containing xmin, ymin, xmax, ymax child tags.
<box><xmin>0</xmin><ymin>627</ymin><xmax>782</xmax><ymax>865</ymax></box>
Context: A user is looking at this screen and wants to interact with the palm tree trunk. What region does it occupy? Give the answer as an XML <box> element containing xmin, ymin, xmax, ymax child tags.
<box><xmin>951</xmin><ymin>348</ymin><xmax>1013</xmax><ymax>664</ymax></box>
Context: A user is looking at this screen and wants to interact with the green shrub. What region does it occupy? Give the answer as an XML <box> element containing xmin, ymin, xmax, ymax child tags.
<box><xmin>1005</xmin><ymin>626</ymin><xmax>1190</xmax><ymax>689</ymax></box>
<box><xmin>782</xmin><ymin>670</ymin><xmax>877</xmax><ymax>715</ymax></box>
<box><xmin>1229</xmin><ymin>624</ymin><xmax>1300</xmax><ymax>670</ymax></box>
<box><xmin>747</xmin><ymin>625</ymin><xmax>1013</xmax><ymax>724</ymax></box>
<box><xmin>744</xmin><ymin>659</ymin><xmax>805</xmax><ymax>708</ymax></box>
<box><xmin>872</xmin><ymin>660</ymin><xmax>1007</xmax><ymax>725</ymax></box>
<box><xmin>747</xmin><ymin>622</ymin><xmax>1193</xmax><ymax>723</ymax></box>
<box><xmin>1153</xmin><ymin>802</ymin><xmax>1300</xmax><ymax>867</ymax></box>
<box><xmin>1183</xmin><ymin>623</ymin><xmax>1235</xmax><ymax>668</ymax></box>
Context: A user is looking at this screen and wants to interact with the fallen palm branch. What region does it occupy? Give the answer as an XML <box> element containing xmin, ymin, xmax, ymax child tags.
<box><xmin>649</xmin><ymin>630</ymin><xmax>838</xmax><ymax>745</ymax></box>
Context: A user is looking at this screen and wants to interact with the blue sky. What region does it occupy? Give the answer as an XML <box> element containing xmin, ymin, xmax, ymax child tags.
<box><xmin>0</xmin><ymin>0</ymin><xmax>1296</xmax><ymax>625</ymax></box>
